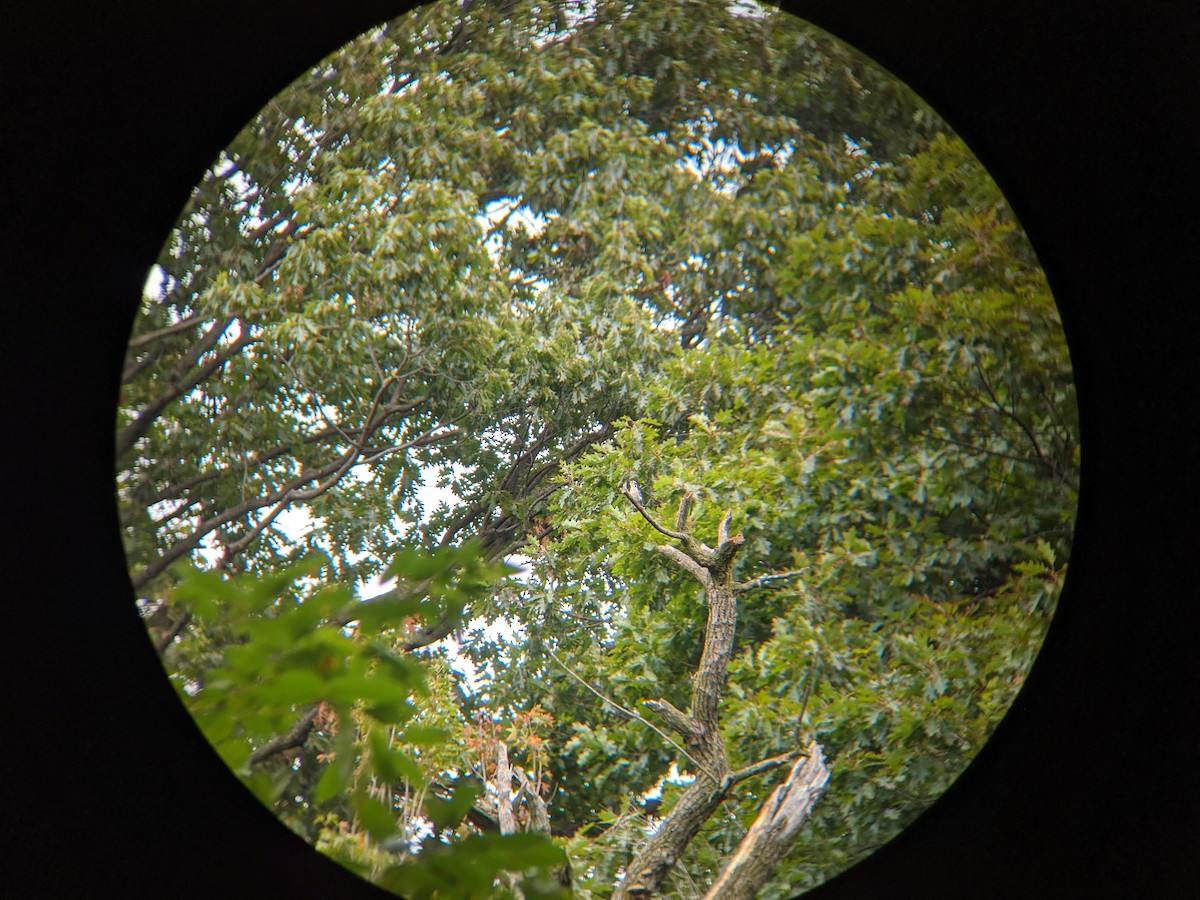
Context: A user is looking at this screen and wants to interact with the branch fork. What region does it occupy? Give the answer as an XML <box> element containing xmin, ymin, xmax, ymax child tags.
<box><xmin>618</xmin><ymin>486</ymin><xmax>746</xmax><ymax>586</ymax></box>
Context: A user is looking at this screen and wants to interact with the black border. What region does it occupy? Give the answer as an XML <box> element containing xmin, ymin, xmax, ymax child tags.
<box><xmin>4</xmin><ymin>1</ymin><xmax>1198</xmax><ymax>896</ymax></box>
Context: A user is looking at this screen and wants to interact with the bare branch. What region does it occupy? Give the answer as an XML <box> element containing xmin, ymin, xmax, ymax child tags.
<box><xmin>655</xmin><ymin>543</ymin><xmax>711</xmax><ymax>587</ymax></box>
<box><xmin>397</xmin><ymin>612</ymin><xmax>457</xmax><ymax>651</ymax></box>
<box><xmin>703</xmin><ymin>743</ymin><xmax>830</xmax><ymax>900</ymax></box>
<box><xmin>709</xmin><ymin>530</ymin><xmax>745</xmax><ymax>576</ymax></box>
<box><xmin>512</xmin><ymin>767</ymin><xmax>553</xmax><ymax>836</ymax></box>
<box><xmin>642</xmin><ymin>698</ymin><xmax>700</xmax><ymax>741</ymax></box>
<box><xmin>359</xmin><ymin>425</ymin><xmax>461</xmax><ymax>466</ymax></box>
<box><xmin>733</xmin><ymin>569</ymin><xmax>805</xmax><ymax>594</ymax></box>
<box><xmin>613</xmin><ymin>502</ymin><xmax>753</xmax><ymax>899</ymax></box>
<box><xmin>621</xmin><ymin>484</ymin><xmax>690</xmax><ymax>542</ymax></box>
<box><xmin>717</xmin><ymin>509</ymin><xmax>733</xmax><ymax>546</ymax></box>
<box><xmin>495</xmin><ymin>741</ymin><xmax>517</xmax><ymax>835</ymax></box>
<box><xmin>728</xmin><ymin>751</ymin><xmax>801</xmax><ymax>787</ymax></box>
<box><xmin>127</xmin><ymin>312</ymin><xmax>207</xmax><ymax>350</ymax></box>
<box><xmin>674</xmin><ymin>490</ymin><xmax>696</xmax><ymax>533</ymax></box>
<box><xmin>219</xmin><ymin>497</ymin><xmax>293</xmax><ymax>566</ymax></box>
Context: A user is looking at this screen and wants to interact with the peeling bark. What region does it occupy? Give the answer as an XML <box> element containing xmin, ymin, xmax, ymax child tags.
<box><xmin>495</xmin><ymin>741</ymin><xmax>518</xmax><ymax>835</ymax></box>
<box><xmin>704</xmin><ymin>744</ymin><xmax>830</xmax><ymax>900</ymax></box>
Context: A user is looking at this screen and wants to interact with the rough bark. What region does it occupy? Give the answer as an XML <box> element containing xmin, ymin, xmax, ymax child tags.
<box><xmin>495</xmin><ymin>741</ymin><xmax>518</xmax><ymax>835</ymax></box>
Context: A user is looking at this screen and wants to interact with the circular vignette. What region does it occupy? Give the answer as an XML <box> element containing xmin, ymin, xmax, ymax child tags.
<box><xmin>116</xmin><ymin>2</ymin><xmax>1079</xmax><ymax>897</ymax></box>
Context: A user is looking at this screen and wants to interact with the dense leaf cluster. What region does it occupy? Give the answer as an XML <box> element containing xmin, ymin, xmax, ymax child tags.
<box><xmin>119</xmin><ymin>1</ymin><xmax>1077</xmax><ymax>895</ymax></box>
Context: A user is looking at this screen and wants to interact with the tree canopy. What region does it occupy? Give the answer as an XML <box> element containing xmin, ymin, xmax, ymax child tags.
<box><xmin>118</xmin><ymin>1</ymin><xmax>1078</xmax><ymax>896</ymax></box>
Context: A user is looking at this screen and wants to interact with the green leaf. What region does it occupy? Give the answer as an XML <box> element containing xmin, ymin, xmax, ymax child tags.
<box><xmin>379</xmin><ymin>833</ymin><xmax>566</xmax><ymax>899</ymax></box>
<box><xmin>425</xmin><ymin>780</ymin><xmax>482</xmax><ymax>833</ymax></box>
<box><xmin>256</xmin><ymin>670</ymin><xmax>324</xmax><ymax>705</ymax></box>
<box><xmin>313</xmin><ymin>760</ymin><xmax>344</xmax><ymax>805</ymax></box>
<box><xmin>356</xmin><ymin>795</ymin><xmax>398</xmax><ymax>841</ymax></box>
<box><xmin>401</xmin><ymin>725</ymin><xmax>450</xmax><ymax>746</ymax></box>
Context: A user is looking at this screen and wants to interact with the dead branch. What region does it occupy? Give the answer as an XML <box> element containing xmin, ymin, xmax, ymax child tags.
<box><xmin>495</xmin><ymin>741</ymin><xmax>517</xmax><ymax>835</ymax></box>
<box><xmin>655</xmin><ymin>543</ymin><xmax>711</xmax><ymax>587</ymax></box>
<box><xmin>642</xmin><ymin>698</ymin><xmax>700</xmax><ymax>741</ymax></box>
<box><xmin>703</xmin><ymin>743</ymin><xmax>830</xmax><ymax>900</ymax></box>
<box><xmin>620</xmin><ymin>482</ymin><xmax>690</xmax><ymax>543</ymax></box>
<box><xmin>513</xmin><ymin>767</ymin><xmax>552</xmax><ymax>836</ymax></box>
<box><xmin>734</xmin><ymin>569</ymin><xmax>806</xmax><ymax>593</ymax></box>
<box><xmin>614</xmin><ymin>489</ymin><xmax>750</xmax><ymax>899</ymax></box>
<box><xmin>729</xmin><ymin>750</ymin><xmax>803</xmax><ymax>787</ymax></box>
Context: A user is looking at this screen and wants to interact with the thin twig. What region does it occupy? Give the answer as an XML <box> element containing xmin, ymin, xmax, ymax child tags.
<box><xmin>545</xmin><ymin>646</ymin><xmax>721</xmax><ymax>784</ymax></box>
<box><xmin>127</xmin><ymin>312</ymin><xmax>206</xmax><ymax>350</ymax></box>
<box><xmin>734</xmin><ymin>569</ymin><xmax>806</xmax><ymax>593</ymax></box>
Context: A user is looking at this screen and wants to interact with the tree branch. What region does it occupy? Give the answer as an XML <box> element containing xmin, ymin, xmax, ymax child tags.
<box><xmin>717</xmin><ymin>509</ymin><xmax>733</xmax><ymax>546</ymax></box>
<box><xmin>127</xmin><ymin>312</ymin><xmax>207</xmax><ymax>350</ymax></box>
<box><xmin>512</xmin><ymin>767</ymin><xmax>553</xmax><ymax>836</ymax></box>
<box><xmin>958</xmin><ymin>361</ymin><xmax>1078</xmax><ymax>491</ymax></box>
<box><xmin>248</xmin><ymin>703</ymin><xmax>321</xmax><ymax>766</ymax></box>
<box><xmin>495</xmin><ymin>741</ymin><xmax>517</xmax><ymax>835</ymax></box>
<box><xmin>642</xmin><ymin>698</ymin><xmax>700</xmax><ymax>741</ymax></box>
<box><xmin>437</xmin><ymin>421</ymin><xmax>616</xmax><ymax>551</ymax></box>
<box><xmin>154</xmin><ymin>609</ymin><xmax>192</xmax><ymax>654</ymax></box>
<box><xmin>655</xmin><ymin>544</ymin><xmax>711</xmax><ymax>587</ymax></box>
<box><xmin>117</xmin><ymin>326</ymin><xmax>259</xmax><ymax>458</ymax></box>
<box><xmin>140</xmin><ymin>401</ymin><xmax>433</xmax><ymax>513</ymax></box>
<box><xmin>614</xmin><ymin>504</ymin><xmax>749</xmax><ymax>899</ymax></box>
<box><xmin>728</xmin><ymin>750</ymin><xmax>802</xmax><ymax>787</ymax></box>
<box><xmin>709</xmin><ymin>529</ymin><xmax>745</xmax><ymax>577</ymax></box>
<box><xmin>131</xmin><ymin>441</ymin><xmax>361</xmax><ymax>590</ymax></box>
<box><xmin>733</xmin><ymin>569</ymin><xmax>806</xmax><ymax>594</ymax></box>
<box><xmin>674</xmin><ymin>490</ymin><xmax>696</xmax><ymax>533</ymax></box>
<box><xmin>135</xmin><ymin>411</ymin><xmax>459</xmax><ymax>588</ymax></box>
<box><xmin>396</xmin><ymin>613</ymin><xmax>458</xmax><ymax>652</ymax></box>
<box><xmin>929</xmin><ymin>428</ymin><xmax>1078</xmax><ymax>492</ymax></box>
<box><xmin>621</xmin><ymin>483</ymin><xmax>690</xmax><ymax>542</ymax></box>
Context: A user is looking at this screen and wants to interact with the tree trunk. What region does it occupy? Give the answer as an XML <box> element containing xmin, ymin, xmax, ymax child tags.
<box><xmin>611</xmin><ymin>497</ymin><xmax>744</xmax><ymax>898</ymax></box>
<box><xmin>611</xmin><ymin>490</ymin><xmax>827</xmax><ymax>898</ymax></box>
